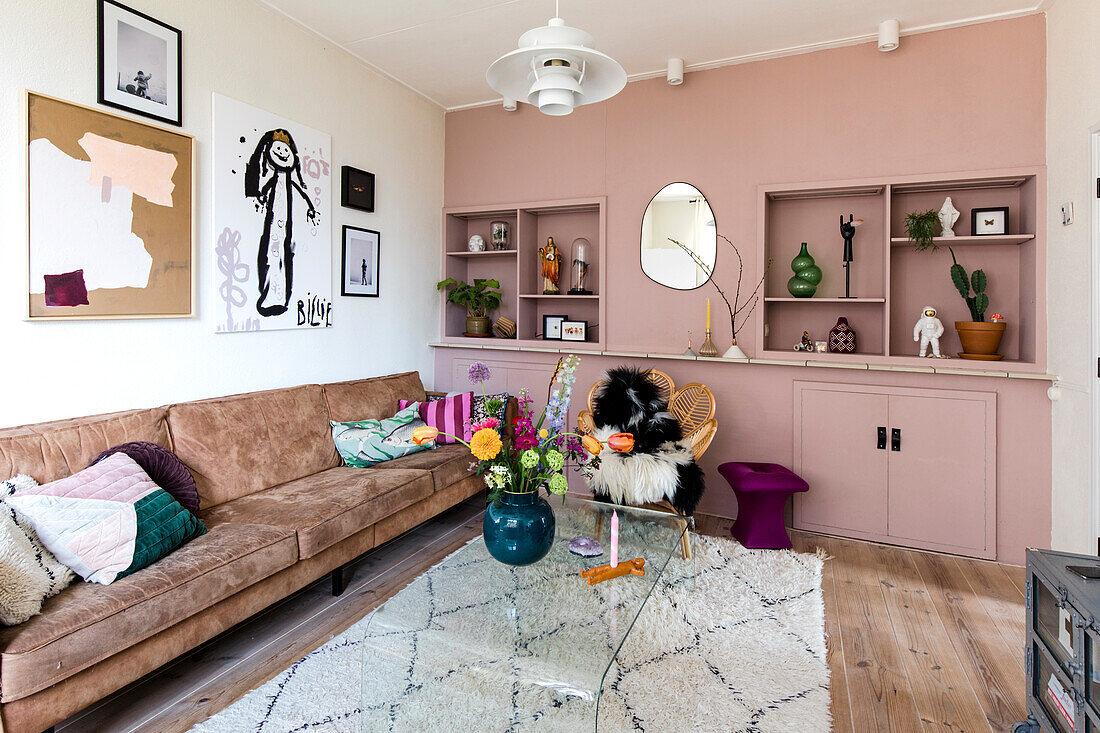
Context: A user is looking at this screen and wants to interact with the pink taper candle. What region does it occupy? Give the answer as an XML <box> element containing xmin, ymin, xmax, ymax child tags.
<box><xmin>610</xmin><ymin>510</ymin><xmax>619</xmax><ymax>568</ymax></box>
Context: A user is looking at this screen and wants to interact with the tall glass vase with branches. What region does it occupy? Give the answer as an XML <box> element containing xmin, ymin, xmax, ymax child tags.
<box><xmin>668</xmin><ymin>234</ymin><xmax>771</xmax><ymax>358</ymax></box>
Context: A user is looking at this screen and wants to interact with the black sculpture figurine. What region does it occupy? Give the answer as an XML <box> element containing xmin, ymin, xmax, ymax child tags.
<box><xmin>839</xmin><ymin>214</ymin><xmax>863</xmax><ymax>299</ymax></box>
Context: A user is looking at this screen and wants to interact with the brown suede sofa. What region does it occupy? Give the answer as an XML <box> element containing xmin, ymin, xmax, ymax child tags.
<box><xmin>0</xmin><ymin>371</ymin><xmax>486</xmax><ymax>733</ymax></box>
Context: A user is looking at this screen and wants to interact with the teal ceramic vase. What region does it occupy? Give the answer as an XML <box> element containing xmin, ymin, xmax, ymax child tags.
<box><xmin>788</xmin><ymin>242</ymin><xmax>820</xmax><ymax>297</ymax></box>
<box><xmin>483</xmin><ymin>491</ymin><xmax>556</xmax><ymax>566</ymax></box>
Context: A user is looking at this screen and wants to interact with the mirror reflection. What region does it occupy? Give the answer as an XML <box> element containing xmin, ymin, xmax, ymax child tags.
<box><xmin>640</xmin><ymin>183</ymin><xmax>717</xmax><ymax>290</ymax></box>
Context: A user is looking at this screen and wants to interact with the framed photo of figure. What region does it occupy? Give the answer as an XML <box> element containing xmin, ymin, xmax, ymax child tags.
<box><xmin>560</xmin><ymin>319</ymin><xmax>588</xmax><ymax>342</ymax></box>
<box><xmin>542</xmin><ymin>314</ymin><xmax>566</xmax><ymax>340</ymax></box>
<box><xmin>341</xmin><ymin>166</ymin><xmax>375</xmax><ymax>212</ymax></box>
<box><xmin>97</xmin><ymin>0</ymin><xmax>182</xmax><ymax>126</ymax></box>
<box><xmin>971</xmin><ymin>206</ymin><xmax>1009</xmax><ymax>236</ymax></box>
<box><xmin>341</xmin><ymin>226</ymin><xmax>380</xmax><ymax>297</ymax></box>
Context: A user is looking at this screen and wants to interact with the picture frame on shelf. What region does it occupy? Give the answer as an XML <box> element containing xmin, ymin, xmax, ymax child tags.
<box><xmin>341</xmin><ymin>225</ymin><xmax>380</xmax><ymax>297</ymax></box>
<box><xmin>542</xmin><ymin>314</ymin><xmax>566</xmax><ymax>340</ymax></box>
<box><xmin>341</xmin><ymin>166</ymin><xmax>375</xmax><ymax>212</ymax></box>
<box><xmin>971</xmin><ymin>206</ymin><xmax>1009</xmax><ymax>236</ymax></box>
<box><xmin>561</xmin><ymin>319</ymin><xmax>588</xmax><ymax>342</ymax></box>
<box><xmin>97</xmin><ymin>0</ymin><xmax>182</xmax><ymax>126</ymax></box>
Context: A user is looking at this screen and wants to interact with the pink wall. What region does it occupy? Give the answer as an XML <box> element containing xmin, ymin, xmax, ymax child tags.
<box><xmin>438</xmin><ymin>17</ymin><xmax>1049</xmax><ymax>563</ymax></box>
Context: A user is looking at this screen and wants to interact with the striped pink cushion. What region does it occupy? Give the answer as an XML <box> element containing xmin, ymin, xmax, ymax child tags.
<box><xmin>398</xmin><ymin>393</ymin><xmax>473</xmax><ymax>443</ymax></box>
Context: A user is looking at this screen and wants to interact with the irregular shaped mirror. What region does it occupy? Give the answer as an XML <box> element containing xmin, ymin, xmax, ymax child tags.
<box><xmin>640</xmin><ymin>183</ymin><xmax>717</xmax><ymax>290</ymax></box>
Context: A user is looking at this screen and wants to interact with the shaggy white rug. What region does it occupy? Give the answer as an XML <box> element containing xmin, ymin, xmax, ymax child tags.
<box><xmin>190</xmin><ymin>533</ymin><xmax>829</xmax><ymax>733</ymax></box>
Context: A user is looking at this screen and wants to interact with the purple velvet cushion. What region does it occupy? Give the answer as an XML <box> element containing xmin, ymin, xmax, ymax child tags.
<box><xmin>90</xmin><ymin>441</ymin><xmax>201</xmax><ymax>515</ymax></box>
<box><xmin>718</xmin><ymin>462</ymin><xmax>808</xmax><ymax>493</ymax></box>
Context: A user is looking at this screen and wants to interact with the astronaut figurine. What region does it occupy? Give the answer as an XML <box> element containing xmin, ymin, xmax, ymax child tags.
<box><xmin>913</xmin><ymin>306</ymin><xmax>946</xmax><ymax>358</ymax></box>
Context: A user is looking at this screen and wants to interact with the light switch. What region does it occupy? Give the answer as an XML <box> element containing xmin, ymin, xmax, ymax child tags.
<box><xmin>1062</xmin><ymin>201</ymin><xmax>1074</xmax><ymax>225</ymax></box>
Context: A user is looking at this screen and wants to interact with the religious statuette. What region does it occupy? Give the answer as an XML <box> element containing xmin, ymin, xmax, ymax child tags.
<box><xmin>539</xmin><ymin>236</ymin><xmax>561</xmax><ymax>294</ymax></box>
<box><xmin>938</xmin><ymin>197</ymin><xmax>959</xmax><ymax>238</ymax></box>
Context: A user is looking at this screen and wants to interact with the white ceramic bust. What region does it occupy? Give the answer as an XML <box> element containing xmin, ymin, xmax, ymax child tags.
<box><xmin>938</xmin><ymin>197</ymin><xmax>959</xmax><ymax>238</ymax></box>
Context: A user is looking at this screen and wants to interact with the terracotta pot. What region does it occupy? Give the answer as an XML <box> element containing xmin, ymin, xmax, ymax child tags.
<box><xmin>955</xmin><ymin>321</ymin><xmax>1006</xmax><ymax>355</ymax></box>
<box><xmin>465</xmin><ymin>316</ymin><xmax>491</xmax><ymax>336</ymax></box>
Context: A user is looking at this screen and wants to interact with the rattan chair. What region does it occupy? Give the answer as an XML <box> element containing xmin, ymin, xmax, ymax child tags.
<box><xmin>578</xmin><ymin>369</ymin><xmax>718</xmax><ymax>559</ymax></box>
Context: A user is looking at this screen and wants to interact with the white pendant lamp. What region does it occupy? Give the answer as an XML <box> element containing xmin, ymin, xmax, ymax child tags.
<box><xmin>486</xmin><ymin>4</ymin><xmax>626</xmax><ymax>116</ymax></box>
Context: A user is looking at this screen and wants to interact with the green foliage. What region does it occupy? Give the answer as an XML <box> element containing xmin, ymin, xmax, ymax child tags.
<box><xmin>435</xmin><ymin>277</ymin><xmax>502</xmax><ymax>317</ymax></box>
<box><xmin>905</xmin><ymin>210</ymin><xmax>941</xmax><ymax>251</ymax></box>
<box><xmin>948</xmin><ymin>247</ymin><xmax>989</xmax><ymax>322</ymax></box>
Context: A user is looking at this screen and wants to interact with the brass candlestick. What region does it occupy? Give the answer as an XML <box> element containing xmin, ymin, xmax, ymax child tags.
<box><xmin>699</xmin><ymin>328</ymin><xmax>718</xmax><ymax>357</ymax></box>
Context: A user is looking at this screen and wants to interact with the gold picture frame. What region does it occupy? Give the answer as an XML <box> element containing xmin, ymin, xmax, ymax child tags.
<box><xmin>25</xmin><ymin>90</ymin><xmax>195</xmax><ymax>320</ymax></box>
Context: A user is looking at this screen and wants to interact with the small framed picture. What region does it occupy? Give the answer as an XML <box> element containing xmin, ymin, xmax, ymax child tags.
<box><xmin>971</xmin><ymin>207</ymin><xmax>1009</xmax><ymax>236</ymax></box>
<box><xmin>98</xmin><ymin>0</ymin><xmax>182</xmax><ymax>126</ymax></box>
<box><xmin>561</xmin><ymin>320</ymin><xmax>588</xmax><ymax>342</ymax></box>
<box><xmin>342</xmin><ymin>166</ymin><xmax>375</xmax><ymax>212</ymax></box>
<box><xmin>542</xmin><ymin>314</ymin><xmax>567</xmax><ymax>340</ymax></box>
<box><xmin>341</xmin><ymin>226</ymin><xmax>380</xmax><ymax>297</ymax></box>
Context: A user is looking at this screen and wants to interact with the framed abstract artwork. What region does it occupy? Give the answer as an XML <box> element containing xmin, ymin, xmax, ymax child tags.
<box><xmin>341</xmin><ymin>226</ymin><xmax>380</xmax><ymax>297</ymax></box>
<box><xmin>341</xmin><ymin>166</ymin><xmax>375</xmax><ymax>212</ymax></box>
<box><xmin>26</xmin><ymin>91</ymin><xmax>193</xmax><ymax>320</ymax></box>
<box><xmin>542</xmin><ymin>314</ymin><xmax>566</xmax><ymax>340</ymax></box>
<box><xmin>212</xmin><ymin>94</ymin><xmax>332</xmax><ymax>332</ymax></box>
<box><xmin>561</xmin><ymin>319</ymin><xmax>588</xmax><ymax>341</ymax></box>
<box><xmin>97</xmin><ymin>0</ymin><xmax>182</xmax><ymax>126</ymax></box>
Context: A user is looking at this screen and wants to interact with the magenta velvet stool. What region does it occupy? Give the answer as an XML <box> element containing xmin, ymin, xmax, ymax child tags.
<box><xmin>719</xmin><ymin>462</ymin><xmax>809</xmax><ymax>549</ymax></box>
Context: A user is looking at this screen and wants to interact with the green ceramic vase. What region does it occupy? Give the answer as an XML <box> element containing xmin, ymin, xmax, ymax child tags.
<box><xmin>788</xmin><ymin>242</ymin><xmax>820</xmax><ymax>298</ymax></box>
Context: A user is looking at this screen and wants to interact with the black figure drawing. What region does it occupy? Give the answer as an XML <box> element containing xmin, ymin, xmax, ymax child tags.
<box><xmin>244</xmin><ymin>129</ymin><xmax>319</xmax><ymax>317</ymax></box>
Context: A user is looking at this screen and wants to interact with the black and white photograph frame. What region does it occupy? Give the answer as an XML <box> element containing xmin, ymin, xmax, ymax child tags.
<box><xmin>97</xmin><ymin>0</ymin><xmax>182</xmax><ymax>126</ymax></box>
<box><xmin>560</xmin><ymin>319</ymin><xmax>588</xmax><ymax>342</ymax></box>
<box><xmin>341</xmin><ymin>166</ymin><xmax>376</xmax><ymax>213</ymax></box>
<box><xmin>971</xmin><ymin>206</ymin><xmax>1009</xmax><ymax>236</ymax></box>
<box><xmin>341</xmin><ymin>226</ymin><xmax>380</xmax><ymax>297</ymax></box>
<box><xmin>542</xmin><ymin>314</ymin><xmax>567</xmax><ymax>340</ymax></box>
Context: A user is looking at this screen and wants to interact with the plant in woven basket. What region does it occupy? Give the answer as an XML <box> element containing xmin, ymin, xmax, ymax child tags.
<box><xmin>905</xmin><ymin>210</ymin><xmax>941</xmax><ymax>252</ymax></box>
<box><xmin>948</xmin><ymin>247</ymin><xmax>988</xmax><ymax>322</ymax></box>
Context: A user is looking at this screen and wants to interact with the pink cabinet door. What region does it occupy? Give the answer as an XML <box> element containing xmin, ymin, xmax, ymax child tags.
<box><xmin>886</xmin><ymin>394</ymin><xmax>995</xmax><ymax>557</ymax></box>
<box><xmin>794</xmin><ymin>387</ymin><xmax>889</xmax><ymax>535</ymax></box>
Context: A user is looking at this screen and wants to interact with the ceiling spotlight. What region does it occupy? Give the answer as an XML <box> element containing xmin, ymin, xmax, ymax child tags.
<box><xmin>486</xmin><ymin>15</ymin><xmax>627</xmax><ymax>116</ymax></box>
<box><xmin>667</xmin><ymin>58</ymin><xmax>684</xmax><ymax>86</ymax></box>
<box><xmin>878</xmin><ymin>19</ymin><xmax>900</xmax><ymax>52</ymax></box>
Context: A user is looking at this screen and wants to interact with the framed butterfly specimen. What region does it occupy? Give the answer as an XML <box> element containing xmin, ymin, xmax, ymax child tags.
<box><xmin>971</xmin><ymin>206</ymin><xmax>1008</xmax><ymax>236</ymax></box>
<box><xmin>341</xmin><ymin>166</ymin><xmax>375</xmax><ymax>212</ymax></box>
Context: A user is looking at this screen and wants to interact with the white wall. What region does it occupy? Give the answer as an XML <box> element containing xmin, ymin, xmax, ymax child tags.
<box><xmin>0</xmin><ymin>0</ymin><xmax>444</xmax><ymax>427</ymax></box>
<box><xmin>1046</xmin><ymin>0</ymin><xmax>1100</xmax><ymax>553</ymax></box>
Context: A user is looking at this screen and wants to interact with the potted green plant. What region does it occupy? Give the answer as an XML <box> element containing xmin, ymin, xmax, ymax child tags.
<box><xmin>436</xmin><ymin>277</ymin><xmax>503</xmax><ymax>337</ymax></box>
<box><xmin>905</xmin><ymin>209</ymin><xmax>941</xmax><ymax>251</ymax></box>
<box><xmin>949</xmin><ymin>247</ymin><xmax>1005</xmax><ymax>358</ymax></box>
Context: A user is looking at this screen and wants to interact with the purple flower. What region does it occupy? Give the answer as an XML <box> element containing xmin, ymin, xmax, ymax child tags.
<box><xmin>468</xmin><ymin>361</ymin><xmax>492</xmax><ymax>385</ymax></box>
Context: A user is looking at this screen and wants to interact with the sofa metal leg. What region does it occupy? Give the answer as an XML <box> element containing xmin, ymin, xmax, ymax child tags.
<box><xmin>331</xmin><ymin>565</ymin><xmax>348</xmax><ymax>596</ymax></box>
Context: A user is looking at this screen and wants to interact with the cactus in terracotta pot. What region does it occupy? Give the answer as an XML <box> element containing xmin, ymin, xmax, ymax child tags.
<box><xmin>948</xmin><ymin>247</ymin><xmax>1004</xmax><ymax>358</ymax></box>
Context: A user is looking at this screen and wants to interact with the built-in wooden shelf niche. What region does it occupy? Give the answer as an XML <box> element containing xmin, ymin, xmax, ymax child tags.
<box><xmin>757</xmin><ymin>169</ymin><xmax>1044</xmax><ymax>371</ymax></box>
<box><xmin>440</xmin><ymin>197</ymin><xmax>607</xmax><ymax>349</ymax></box>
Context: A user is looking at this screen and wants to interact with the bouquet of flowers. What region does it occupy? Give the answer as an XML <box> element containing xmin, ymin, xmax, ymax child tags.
<box><xmin>411</xmin><ymin>357</ymin><xmax>632</xmax><ymax>504</ymax></box>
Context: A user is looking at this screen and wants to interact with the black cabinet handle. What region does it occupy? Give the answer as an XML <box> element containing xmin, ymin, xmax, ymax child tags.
<box><xmin>891</xmin><ymin>428</ymin><xmax>901</xmax><ymax>452</ymax></box>
<box><xmin>877</xmin><ymin>427</ymin><xmax>887</xmax><ymax>450</ymax></box>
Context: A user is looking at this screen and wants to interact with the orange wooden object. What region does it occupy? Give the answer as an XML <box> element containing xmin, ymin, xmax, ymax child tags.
<box><xmin>580</xmin><ymin>557</ymin><xmax>646</xmax><ymax>585</ymax></box>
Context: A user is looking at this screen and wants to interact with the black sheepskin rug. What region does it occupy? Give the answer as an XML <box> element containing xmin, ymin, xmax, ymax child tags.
<box><xmin>586</xmin><ymin>367</ymin><xmax>705</xmax><ymax>515</ymax></box>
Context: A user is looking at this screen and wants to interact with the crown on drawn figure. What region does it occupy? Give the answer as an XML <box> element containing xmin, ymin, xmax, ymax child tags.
<box><xmin>271</xmin><ymin>130</ymin><xmax>291</xmax><ymax>144</ymax></box>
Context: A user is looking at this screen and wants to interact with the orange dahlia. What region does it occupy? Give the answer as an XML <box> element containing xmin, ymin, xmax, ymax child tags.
<box><xmin>470</xmin><ymin>428</ymin><xmax>503</xmax><ymax>460</ymax></box>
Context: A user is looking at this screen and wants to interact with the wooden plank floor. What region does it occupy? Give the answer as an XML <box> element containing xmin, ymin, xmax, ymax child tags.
<box><xmin>61</xmin><ymin>507</ymin><xmax>1027</xmax><ymax>733</ymax></box>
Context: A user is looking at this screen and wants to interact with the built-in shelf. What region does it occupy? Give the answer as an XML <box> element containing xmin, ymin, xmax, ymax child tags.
<box><xmin>445</xmin><ymin>250</ymin><xmax>518</xmax><ymax>258</ymax></box>
<box><xmin>428</xmin><ymin>342</ymin><xmax>1058</xmax><ymax>381</ymax></box>
<box><xmin>764</xmin><ymin>297</ymin><xmax>887</xmax><ymax>303</ymax></box>
<box><xmin>889</xmin><ymin>235</ymin><xmax>1035</xmax><ymax>247</ymax></box>
<box><xmin>519</xmin><ymin>294</ymin><xmax>600</xmax><ymax>300</ymax></box>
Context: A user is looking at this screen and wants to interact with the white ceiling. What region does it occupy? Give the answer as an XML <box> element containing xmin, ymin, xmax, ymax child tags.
<box><xmin>258</xmin><ymin>0</ymin><xmax>1046</xmax><ymax>110</ymax></box>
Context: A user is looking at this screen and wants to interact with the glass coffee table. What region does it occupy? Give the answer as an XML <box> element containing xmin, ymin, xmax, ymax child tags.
<box><xmin>360</xmin><ymin>496</ymin><xmax>691</xmax><ymax>731</ymax></box>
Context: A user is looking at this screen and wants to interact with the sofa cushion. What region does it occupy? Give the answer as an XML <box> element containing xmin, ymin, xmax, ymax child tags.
<box><xmin>323</xmin><ymin>372</ymin><xmax>427</xmax><ymax>423</ymax></box>
<box><xmin>198</xmin><ymin>467</ymin><xmax>433</xmax><ymax>559</ymax></box>
<box><xmin>373</xmin><ymin>444</ymin><xmax>473</xmax><ymax>492</ymax></box>
<box><xmin>168</xmin><ymin>384</ymin><xmax>340</xmax><ymax>508</ymax></box>
<box><xmin>90</xmin><ymin>441</ymin><xmax>200</xmax><ymax>515</ymax></box>
<box><xmin>0</xmin><ymin>407</ymin><xmax>170</xmax><ymax>486</ymax></box>
<box><xmin>0</xmin><ymin>519</ymin><xmax>296</xmax><ymax>701</ymax></box>
<box><xmin>331</xmin><ymin>404</ymin><xmax>436</xmax><ymax>468</ymax></box>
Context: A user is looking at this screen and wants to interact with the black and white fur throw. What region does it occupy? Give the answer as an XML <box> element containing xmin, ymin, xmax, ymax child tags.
<box><xmin>587</xmin><ymin>367</ymin><xmax>705</xmax><ymax>515</ymax></box>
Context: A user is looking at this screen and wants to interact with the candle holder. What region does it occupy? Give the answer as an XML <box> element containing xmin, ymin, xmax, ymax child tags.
<box><xmin>699</xmin><ymin>328</ymin><xmax>719</xmax><ymax>357</ymax></box>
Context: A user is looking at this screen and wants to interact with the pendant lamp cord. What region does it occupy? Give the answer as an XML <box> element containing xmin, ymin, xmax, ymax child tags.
<box><xmin>556</xmin><ymin>0</ymin><xmax>560</xmax><ymax>17</ymax></box>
